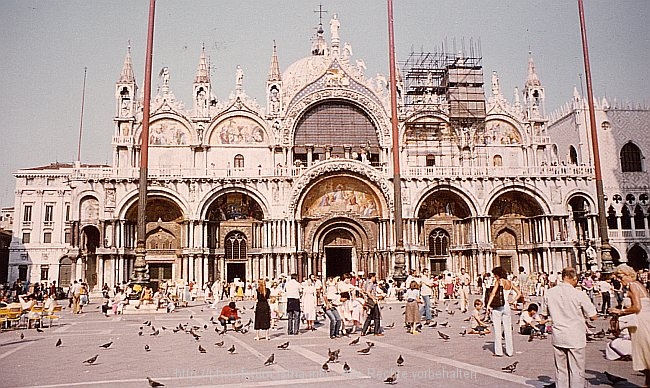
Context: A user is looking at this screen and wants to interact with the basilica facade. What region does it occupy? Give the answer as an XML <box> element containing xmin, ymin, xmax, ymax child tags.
<box><xmin>7</xmin><ymin>14</ymin><xmax>647</xmax><ymax>290</ymax></box>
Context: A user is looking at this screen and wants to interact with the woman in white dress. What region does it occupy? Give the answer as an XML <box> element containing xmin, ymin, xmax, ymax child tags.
<box><xmin>302</xmin><ymin>279</ymin><xmax>317</xmax><ymax>331</ymax></box>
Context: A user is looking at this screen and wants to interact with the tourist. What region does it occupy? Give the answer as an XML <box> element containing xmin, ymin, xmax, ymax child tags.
<box><xmin>608</xmin><ymin>264</ymin><xmax>650</xmax><ymax>387</ymax></box>
<box><xmin>542</xmin><ymin>267</ymin><xmax>597</xmax><ymax>388</ymax></box>
<box><xmin>459</xmin><ymin>268</ymin><xmax>471</xmax><ymax>313</ymax></box>
<box><xmin>71</xmin><ymin>280</ymin><xmax>82</xmax><ymax>314</ymax></box>
<box><xmin>323</xmin><ymin>295</ymin><xmax>342</xmax><ymax>339</ymax></box>
<box><xmin>518</xmin><ymin>303</ymin><xmax>547</xmax><ymax>335</ymax></box>
<box><xmin>254</xmin><ymin>279</ymin><xmax>271</xmax><ymax>340</ymax></box>
<box><xmin>419</xmin><ymin>270</ymin><xmax>433</xmax><ymax>324</ymax></box>
<box><xmin>361</xmin><ymin>273</ymin><xmax>383</xmax><ymax>336</ymax></box>
<box><xmin>285</xmin><ymin>274</ymin><xmax>302</xmax><ymax>335</ymax></box>
<box><xmin>404</xmin><ymin>280</ymin><xmax>421</xmax><ymax>335</ymax></box>
<box><xmin>486</xmin><ymin>266</ymin><xmax>522</xmax><ymax>357</ymax></box>
<box><xmin>597</xmin><ymin>276</ymin><xmax>613</xmax><ymax>316</ymax></box>
<box><xmin>218</xmin><ymin>301</ymin><xmax>239</xmax><ymax>329</ymax></box>
<box><xmin>302</xmin><ymin>279</ymin><xmax>317</xmax><ymax>331</ymax></box>
<box><xmin>468</xmin><ymin>299</ymin><xmax>491</xmax><ymax>335</ymax></box>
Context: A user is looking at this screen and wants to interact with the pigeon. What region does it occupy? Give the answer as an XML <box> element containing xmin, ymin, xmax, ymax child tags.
<box><xmin>83</xmin><ymin>354</ymin><xmax>99</xmax><ymax>365</ymax></box>
<box><xmin>277</xmin><ymin>341</ymin><xmax>290</xmax><ymax>350</ymax></box>
<box><xmin>173</xmin><ymin>329</ymin><xmax>179</xmax><ymax>334</ymax></box>
<box><xmin>460</xmin><ymin>329</ymin><xmax>467</xmax><ymax>336</ymax></box>
<box><xmin>397</xmin><ymin>354</ymin><xmax>404</xmax><ymax>366</ymax></box>
<box><xmin>440</xmin><ymin>322</ymin><xmax>449</xmax><ymax>327</ymax></box>
<box><xmin>502</xmin><ymin>361</ymin><xmax>518</xmax><ymax>373</ymax></box>
<box><xmin>386</xmin><ymin>322</ymin><xmax>395</xmax><ymax>329</ymax></box>
<box><xmin>198</xmin><ymin>345</ymin><xmax>207</xmax><ymax>354</ymax></box>
<box><xmin>151</xmin><ymin>326</ymin><xmax>157</xmax><ymax>332</ymax></box>
<box><xmin>384</xmin><ymin>372</ymin><xmax>398</xmax><ymax>384</ymax></box>
<box><xmin>143</xmin><ymin>320</ymin><xmax>150</xmax><ymax>326</ymax></box>
<box><xmin>349</xmin><ymin>337</ymin><xmax>360</xmax><ymax>346</ymax></box>
<box><xmin>55</xmin><ymin>338</ymin><xmax>62</xmax><ymax>347</ymax></box>
<box><xmin>190</xmin><ymin>315</ymin><xmax>193</xmax><ymax>319</ymax></box>
<box><xmin>36</xmin><ymin>327</ymin><xmax>44</xmax><ymax>333</ymax></box>
<box><xmin>204</xmin><ymin>324</ymin><xmax>208</xmax><ymax>330</ymax></box>
<box><xmin>99</xmin><ymin>341</ymin><xmax>113</xmax><ymax>349</ymax></box>
<box><xmin>145</xmin><ymin>344</ymin><xmax>151</xmax><ymax>352</ymax></box>
<box><xmin>438</xmin><ymin>331</ymin><xmax>450</xmax><ymax>341</ymax></box>
<box><xmin>604</xmin><ymin>371</ymin><xmax>627</xmax><ymax>384</ymax></box>
<box><xmin>357</xmin><ymin>346</ymin><xmax>371</xmax><ymax>354</ymax></box>
<box><xmin>162</xmin><ymin>326</ymin><xmax>168</xmax><ymax>331</ymax></box>
<box><xmin>430</xmin><ymin>321</ymin><xmax>438</xmax><ymax>328</ymax></box>
<box><xmin>264</xmin><ymin>353</ymin><xmax>275</xmax><ymax>366</ymax></box>
<box><xmin>343</xmin><ymin>361</ymin><xmax>351</xmax><ymax>373</ymax></box>
<box><xmin>147</xmin><ymin>377</ymin><xmax>164</xmax><ymax>387</ymax></box>
<box><xmin>139</xmin><ymin>331</ymin><xmax>143</xmax><ymax>336</ymax></box>
<box><xmin>20</xmin><ymin>333</ymin><xmax>24</xmax><ymax>340</ymax></box>
<box><xmin>322</xmin><ymin>362</ymin><xmax>330</xmax><ymax>372</ymax></box>
<box><xmin>448</xmin><ymin>310</ymin><xmax>455</xmax><ymax>315</ymax></box>
<box><xmin>151</xmin><ymin>329</ymin><xmax>160</xmax><ymax>336</ymax></box>
<box><xmin>215</xmin><ymin>341</ymin><xmax>224</xmax><ymax>347</ymax></box>
<box><xmin>228</xmin><ymin>345</ymin><xmax>236</xmax><ymax>354</ymax></box>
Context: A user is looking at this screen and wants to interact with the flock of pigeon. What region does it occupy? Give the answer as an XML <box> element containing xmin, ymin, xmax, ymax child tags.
<box><xmin>11</xmin><ymin>299</ymin><xmax>632</xmax><ymax>387</ymax></box>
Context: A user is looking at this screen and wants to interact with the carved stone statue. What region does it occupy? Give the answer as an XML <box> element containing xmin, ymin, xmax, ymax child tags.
<box><xmin>235</xmin><ymin>65</ymin><xmax>244</xmax><ymax>88</ymax></box>
<box><xmin>330</xmin><ymin>14</ymin><xmax>340</xmax><ymax>40</ymax></box>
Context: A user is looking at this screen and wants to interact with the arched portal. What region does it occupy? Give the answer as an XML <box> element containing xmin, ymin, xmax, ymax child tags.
<box><xmin>323</xmin><ymin>228</ymin><xmax>355</xmax><ymax>278</ymax></box>
<box><xmin>80</xmin><ymin>225</ymin><xmax>100</xmax><ymax>290</ymax></box>
<box><xmin>627</xmin><ymin>244</ymin><xmax>649</xmax><ymax>271</ymax></box>
<box><xmin>58</xmin><ymin>257</ymin><xmax>74</xmax><ymax>287</ymax></box>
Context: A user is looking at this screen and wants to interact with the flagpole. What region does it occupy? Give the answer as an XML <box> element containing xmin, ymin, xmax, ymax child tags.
<box><xmin>577</xmin><ymin>0</ymin><xmax>613</xmax><ymax>272</ymax></box>
<box><xmin>133</xmin><ymin>0</ymin><xmax>156</xmax><ymax>284</ymax></box>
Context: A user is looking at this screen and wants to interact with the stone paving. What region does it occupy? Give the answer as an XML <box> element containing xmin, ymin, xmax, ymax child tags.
<box><xmin>0</xmin><ymin>297</ymin><xmax>643</xmax><ymax>387</ymax></box>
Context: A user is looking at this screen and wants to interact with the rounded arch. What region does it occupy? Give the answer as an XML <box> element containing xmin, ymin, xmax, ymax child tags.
<box><xmin>78</xmin><ymin>194</ymin><xmax>101</xmax><ymax>226</ymax></box>
<box><xmin>414</xmin><ymin>186</ymin><xmax>477</xmax><ymax>219</ymax></box>
<box><xmin>428</xmin><ymin>228</ymin><xmax>450</xmax><ymax>256</ymax></box>
<box><xmin>484</xmin><ymin>114</ymin><xmax>528</xmax><ymax>145</ymax></box>
<box><xmin>620</xmin><ymin>141</ymin><xmax>643</xmax><ymax>172</ymax></box>
<box><xmin>206</xmin><ymin>111</ymin><xmax>269</xmax><ymax>146</ymax></box>
<box><xmin>311</xmin><ymin>216</ymin><xmax>371</xmax><ymax>254</ymax></box>
<box><xmin>296</xmin><ymin>172</ymin><xmax>387</xmax><ymax>220</ymax></box>
<box><xmin>488</xmin><ymin>191</ymin><xmax>545</xmax><ymax>218</ymax></box>
<box><xmin>627</xmin><ymin>244</ymin><xmax>649</xmax><ymax>271</ymax></box>
<box><xmin>124</xmin><ymin>197</ymin><xmax>184</xmax><ymax>223</ymax></box>
<box><xmin>135</xmin><ymin>112</ymin><xmax>195</xmax><ymax>146</ymax></box>
<box><xmin>198</xmin><ymin>186</ymin><xmax>270</xmax><ymax>220</ymax></box>
<box><xmin>117</xmin><ymin>187</ymin><xmax>190</xmax><ymax>220</ymax></box>
<box><xmin>284</xmin><ymin>90</ymin><xmax>390</xmax><ymax>148</ymax></box>
<box><xmin>484</xmin><ymin>185</ymin><xmax>551</xmax><ymax>216</ymax></box>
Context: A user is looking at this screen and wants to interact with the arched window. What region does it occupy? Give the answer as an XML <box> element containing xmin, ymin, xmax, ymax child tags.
<box><xmin>234</xmin><ymin>154</ymin><xmax>244</xmax><ymax>169</ymax></box>
<box><xmin>493</xmin><ymin>155</ymin><xmax>503</xmax><ymax>167</ymax></box>
<box><xmin>621</xmin><ymin>205</ymin><xmax>632</xmax><ymax>230</ymax></box>
<box><xmin>225</xmin><ymin>231</ymin><xmax>247</xmax><ymax>260</ymax></box>
<box><xmin>428</xmin><ymin>229</ymin><xmax>449</xmax><ymax>256</ymax></box>
<box><xmin>634</xmin><ymin>204</ymin><xmax>645</xmax><ymax>230</ymax></box>
<box><xmin>426</xmin><ymin>154</ymin><xmax>435</xmax><ymax>167</ymax></box>
<box><xmin>607</xmin><ymin>205</ymin><xmax>617</xmax><ymax>230</ymax></box>
<box><xmin>569</xmin><ymin>146</ymin><xmax>578</xmax><ymax>165</ymax></box>
<box><xmin>621</xmin><ymin>143</ymin><xmax>642</xmax><ymax>172</ymax></box>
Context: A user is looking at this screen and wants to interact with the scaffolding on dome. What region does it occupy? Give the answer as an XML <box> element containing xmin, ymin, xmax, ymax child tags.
<box><xmin>400</xmin><ymin>39</ymin><xmax>486</xmax><ymax>124</ymax></box>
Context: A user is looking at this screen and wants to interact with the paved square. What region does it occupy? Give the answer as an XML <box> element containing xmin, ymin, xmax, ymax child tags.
<box><xmin>1</xmin><ymin>298</ymin><xmax>642</xmax><ymax>387</ymax></box>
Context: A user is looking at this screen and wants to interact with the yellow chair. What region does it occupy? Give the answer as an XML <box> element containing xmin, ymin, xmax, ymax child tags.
<box><xmin>0</xmin><ymin>307</ymin><xmax>8</xmax><ymax>330</ymax></box>
<box><xmin>6</xmin><ymin>307</ymin><xmax>22</xmax><ymax>329</ymax></box>
<box><xmin>27</xmin><ymin>305</ymin><xmax>45</xmax><ymax>328</ymax></box>
<box><xmin>44</xmin><ymin>305</ymin><xmax>62</xmax><ymax>327</ymax></box>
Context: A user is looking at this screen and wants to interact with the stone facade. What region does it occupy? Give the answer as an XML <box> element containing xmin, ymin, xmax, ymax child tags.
<box><xmin>8</xmin><ymin>14</ymin><xmax>646</xmax><ymax>290</ymax></box>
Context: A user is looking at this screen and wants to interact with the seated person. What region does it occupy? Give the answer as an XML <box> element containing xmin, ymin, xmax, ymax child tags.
<box><xmin>112</xmin><ymin>290</ymin><xmax>128</xmax><ymax>314</ymax></box>
<box><xmin>153</xmin><ymin>290</ymin><xmax>164</xmax><ymax>310</ymax></box>
<box><xmin>518</xmin><ymin>303</ymin><xmax>547</xmax><ymax>335</ymax></box>
<box><xmin>218</xmin><ymin>302</ymin><xmax>239</xmax><ymax>329</ymax></box>
<box><xmin>18</xmin><ymin>294</ymin><xmax>36</xmax><ymax>312</ymax></box>
<box><xmin>101</xmin><ymin>291</ymin><xmax>111</xmax><ymax>316</ymax></box>
<box><xmin>134</xmin><ymin>286</ymin><xmax>154</xmax><ymax>309</ymax></box>
<box><xmin>43</xmin><ymin>293</ymin><xmax>59</xmax><ymax>314</ymax></box>
<box><xmin>468</xmin><ymin>299</ymin><xmax>491</xmax><ymax>334</ymax></box>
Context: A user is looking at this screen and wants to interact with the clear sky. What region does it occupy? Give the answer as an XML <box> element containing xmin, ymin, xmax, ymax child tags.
<box><xmin>0</xmin><ymin>0</ymin><xmax>648</xmax><ymax>207</ymax></box>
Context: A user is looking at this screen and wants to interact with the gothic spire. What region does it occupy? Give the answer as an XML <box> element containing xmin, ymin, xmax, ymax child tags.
<box><xmin>525</xmin><ymin>51</ymin><xmax>541</xmax><ymax>88</ymax></box>
<box><xmin>268</xmin><ymin>41</ymin><xmax>281</xmax><ymax>82</ymax></box>
<box><xmin>194</xmin><ymin>43</ymin><xmax>210</xmax><ymax>83</ymax></box>
<box><xmin>118</xmin><ymin>44</ymin><xmax>135</xmax><ymax>83</ymax></box>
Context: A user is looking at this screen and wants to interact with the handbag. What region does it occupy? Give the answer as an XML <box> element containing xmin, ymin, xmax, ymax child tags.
<box><xmin>489</xmin><ymin>283</ymin><xmax>505</xmax><ymax>309</ymax></box>
<box><xmin>618</xmin><ymin>314</ymin><xmax>637</xmax><ymax>330</ymax></box>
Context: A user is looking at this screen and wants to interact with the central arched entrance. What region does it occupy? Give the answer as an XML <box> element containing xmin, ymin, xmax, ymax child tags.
<box><xmin>323</xmin><ymin>228</ymin><xmax>355</xmax><ymax>278</ymax></box>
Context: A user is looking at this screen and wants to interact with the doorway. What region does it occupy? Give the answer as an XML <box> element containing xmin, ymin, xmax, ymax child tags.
<box><xmin>499</xmin><ymin>255</ymin><xmax>513</xmax><ymax>274</ymax></box>
<box><xmin>325</xmin><ymin>247</ymin><xmax>352</xmax><ymax>278</ymax></box>
<box><xmin>59</xmin><ymin>257</ymin><xmax>73</xmax><ymax>287</ymax></box>
<box><xmin>226</xmin><ymin>263</ymin><xmax>246</xmax><ymax>283</ymax></box>
<box><xmin>149</xmin><ymin>263</ymin><xmax>172</xmax><ymax>291</ymax></box>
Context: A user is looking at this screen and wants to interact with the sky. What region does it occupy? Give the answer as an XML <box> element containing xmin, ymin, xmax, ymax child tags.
<box><xmin>0</xmin><ymin>0</ymin><xmax>648</xmax><ymax>208</ymax></box>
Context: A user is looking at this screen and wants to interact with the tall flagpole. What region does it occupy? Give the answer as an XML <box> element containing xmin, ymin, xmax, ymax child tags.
<box><xmin>577</xmin><ymin>0</ymin><xmax>612</xmax><ymax>272</ymax></box>
<box><xmin>133</xmin><ymin>0</ymin><xmax>156</xmax><ymax>284</ymax></box>
<box><xmin>76</xmin><ymin>67</ymin><xmax>87</xmax><ymax>163</ymax></box>
<box><xmin>387</xmin><ymin>0</ymin><xmax>406</xmax><ymax>283</ymax></box>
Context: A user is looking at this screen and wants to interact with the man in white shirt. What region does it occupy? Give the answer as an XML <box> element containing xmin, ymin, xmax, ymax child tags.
<box><xmin>542</xmin><ymin>267</ymin><xmax>597</xmax><ymax>388</ymax></box>
<box><xmin>459</xmin><ymin>268</ymin><xmax>471</xmax><ymax>313</ymax></box>
<box><xmin>419</xmin><ymin>270</ymin><xmax>433</xmax><ymax>324</ymax></box>
<box><xmin>284</xmin><ymin>274</ymin><xmax>303</xmax><ymax>335</ymax></box>
<box><xmin>596</xmin><ymin>278</ymin><xmax>612</xmax><ymax>316</ymax></box>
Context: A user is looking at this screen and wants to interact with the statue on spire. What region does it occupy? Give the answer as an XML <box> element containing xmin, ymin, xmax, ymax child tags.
<box><xmin>330</xmin><ymin>14</ymin><xmax>340</xmax><ymax>41</ymax></box>
<box><xmin>235</xmin><ymin>65</ymin><xmax>244</xmax><ymax>91</ymax></box>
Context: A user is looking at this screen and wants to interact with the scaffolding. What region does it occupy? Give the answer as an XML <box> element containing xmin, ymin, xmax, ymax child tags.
<box><xmin>400</xmin><ymin>40</ymin><xmax>486</xmax><ymax>123</ymax></box>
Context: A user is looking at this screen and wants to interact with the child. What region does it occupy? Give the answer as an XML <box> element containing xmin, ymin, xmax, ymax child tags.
<box><xmin>269</xmin><ymin>296</ymin><xmax>280</xmax><ymax>329</ymax></box>
<box><xmin>518</xmin><ymin>303</ymin><xmax>547</xmax><ymax>335</ymax></box>
<box><xmin>468</xmin><ymin>299</ymin><xmax>491</xmax><ymax>334</ymax></box>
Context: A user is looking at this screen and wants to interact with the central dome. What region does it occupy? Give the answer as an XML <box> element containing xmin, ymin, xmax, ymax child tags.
<box><xmin>282</xmin><ymin>55</ymin><xmax>332</xmax><ymax>103</ymax></box>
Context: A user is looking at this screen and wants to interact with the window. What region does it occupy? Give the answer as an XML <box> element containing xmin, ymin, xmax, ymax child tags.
<box><xmin>45</xmin><ymin>204</ymin><xmax>54</xmax><ymax>222</ymax></box>
<box><xmin>40</xmin><ymin>266</ymin><xmax>49</xmax><ymax>280</ymax></box>
<box><xmin>18</xmin><ymin>265</ymin><xmax>28</xmax><ymax>281</ymax></box>
<box><xmin>65</xmin><ymin>204</ymin><xmax>71</xmax><ymax>221</ymax></box>
<box><xmin>428</xmin><ymin>229</ymin><xmax>450</xmax><ymax>256</ymax></box>
<box><xmin>43</xmin><ymin>232</ymin><xmax>52</xmax><ymax>243</ymax></box>
<box><xmin>234</xmin><ymin>154</ymin><xmax>245</xmax><ymax>169</ymax></box>
<box><xmin>23</xmin><ymin>205</ymin><xmax>32</xmax><ymax>222</ymax></box>
<box><xmin>225</xmin><ymin>231</ymin><xmax>247</xmax><ymax>260</ymax></box>
<box><xmin>621</xmin><ymin>142</ymin><xmax>643</xmax><ymax>172</ymax></box>
<box><xmin>22</xmin><ymin>232</ymin><xmax>31</xmax><ymax>243</ymax></box>
<box><xmin>426</xmin><ymin>155</ymin><xmax>435</xmax><ymax>167</ymax></box>
<box><xmin>493</xmin><ymin>155</ymin><xmax>503</xmax><ymax>167</ymax></box>
<box><xmin>64</xmin><ymin>230</ymin><xmax>71</xmax><ymax>244</ymax></box>
<box><xmin>569</xmin><ymin>146</ymin><xmax>578</xmax><ymax>165</ymax></box>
